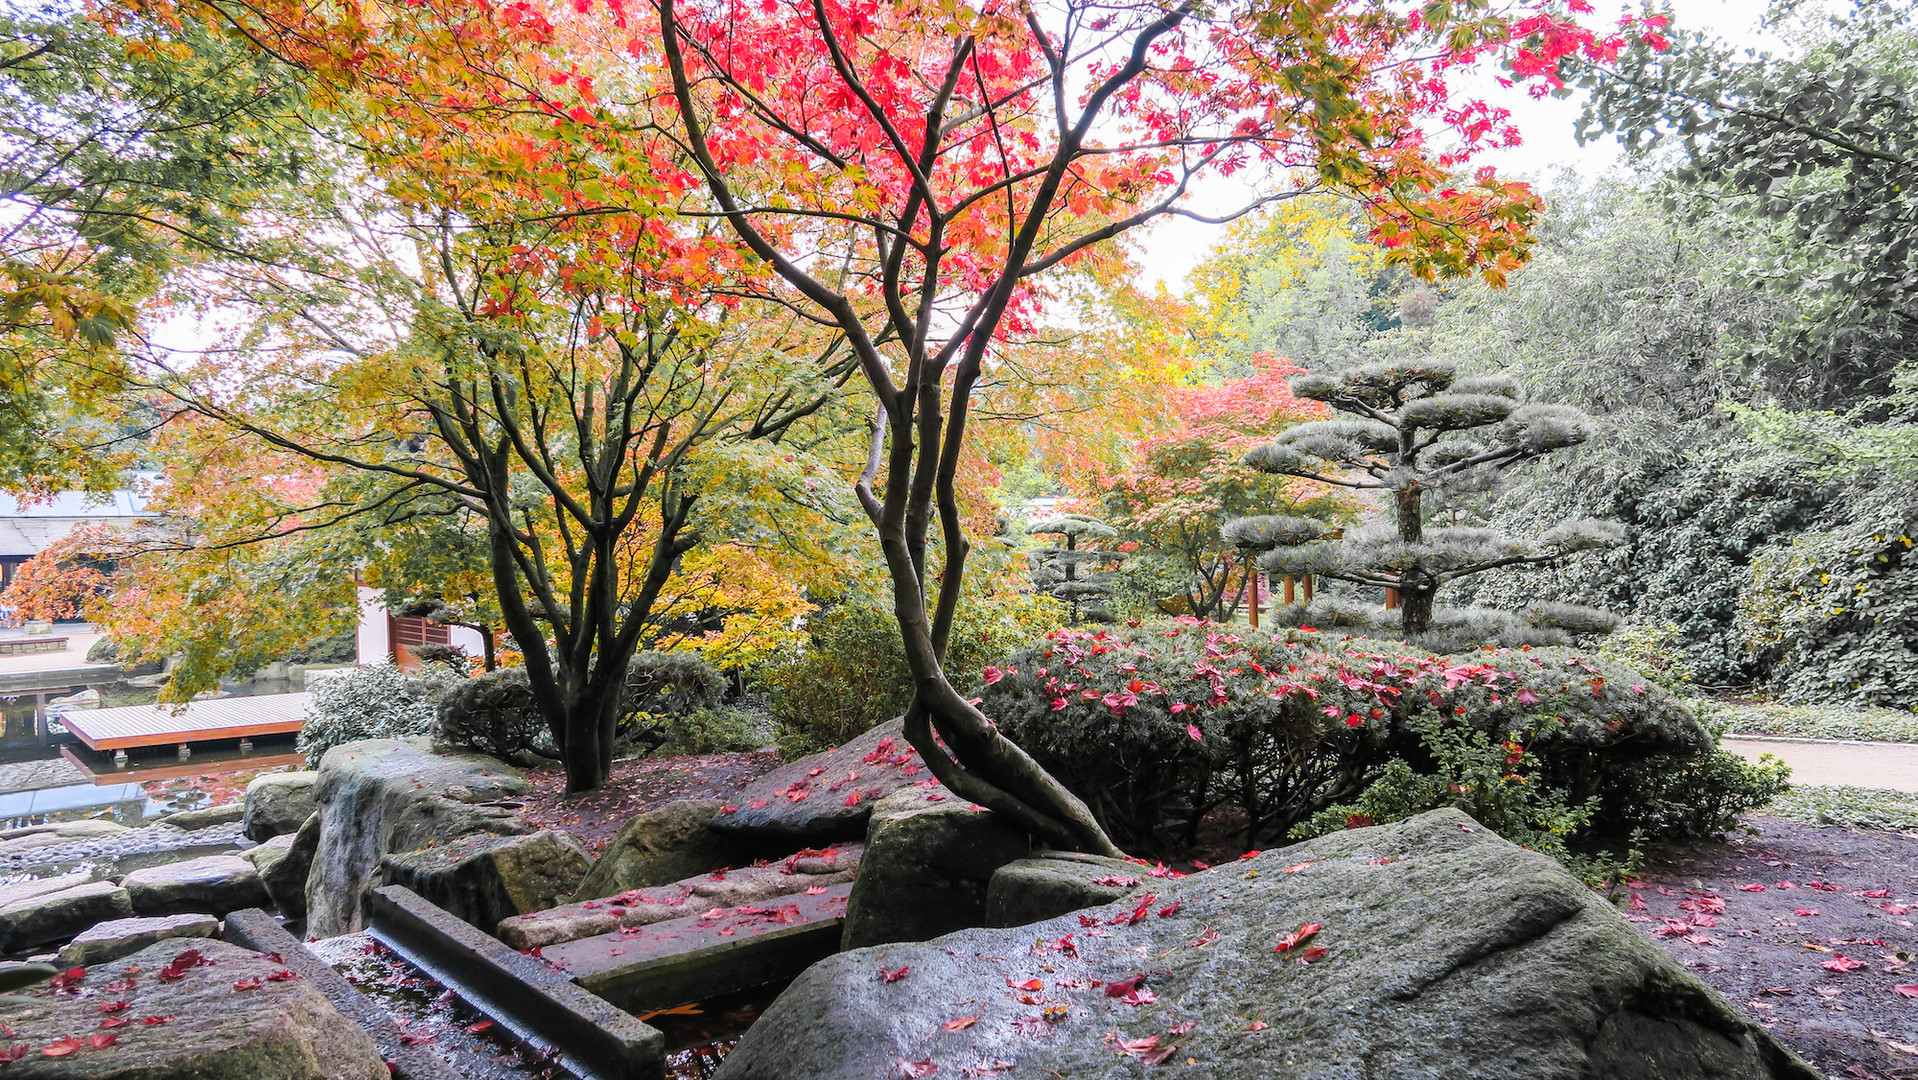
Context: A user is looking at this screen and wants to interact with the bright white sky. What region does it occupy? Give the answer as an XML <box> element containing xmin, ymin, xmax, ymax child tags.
<box><xmin>1133</xmin><ymin>0</ymin><xmax>1787</xmax><ymax>291</ymax></box>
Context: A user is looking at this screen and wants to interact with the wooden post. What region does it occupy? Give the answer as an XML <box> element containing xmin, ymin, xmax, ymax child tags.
<box><xmin>1282</xmin><ymin>575</ymin><xmax>1296</xmax><ymax>605</ymax></box>
<box><xmin>1302</xmin><ymin>574</ymin><xmax>1314</xmax><ymax>602</ymax></box>
<box><xmin>1246</xmin><ymin>565</ymin><xmax>1259</xmax><ymax>629</ymax></box>
<box><xmin>1385</xmin><ymin>587</ymin><xmax>1400</xmax><ymax>610</ymax></box>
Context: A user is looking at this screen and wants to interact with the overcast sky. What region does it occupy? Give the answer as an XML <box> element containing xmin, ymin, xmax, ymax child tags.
<box><xmin>1132</xmin><ymin>0</ymin><xmax>1788</xmax><ymax>290</ymax></box>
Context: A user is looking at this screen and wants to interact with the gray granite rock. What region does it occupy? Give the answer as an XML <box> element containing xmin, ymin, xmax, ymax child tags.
<box><xmin>570</xmin><ymin>798</ymin><xmax>749</xmax><ymax>901</ymax></box>
<box><xmin>984</xmin><ymin>850</ymin><xmax>1145</xmax><ymax>927</ymax></box>
<box><xmin>304</xmin><ymin>738</ymin><xmax>529</xmax><ymax>938</ymax></box>
<box><xmin>57</xmin><ymin>912</ymin><xmax>218</xmax><ymax>965</ymax></box>
<box><xmin>161</xmin><ymin>801</ymin><xmax>246</xmax><ymax>831</ymax></box>
<box><xmin>0</xmin><ymin>939</ymin><xmax>386</xmax><ymax>1080</ymax></box>
<box><xmin>839</xmin><ymin>786</ymin><xmax>1031</xmax><ymax>950</ymax></box>
<box><xmin>244</xmin><ymin>771</ymin><xmax>320</xmax><ymax>841</ymax></box>
<box><xmin>0</xmin><ymin>880</ymin><xmax>133</xmax><ymax>952</ymax></box>
<box><xmin>262</xmin><ymin>813</ymin><xmax>319</xmax><ymax>917</ymax></box>
<box><xmin>123</xmin><ymin>854</ymin><xmax>270</xmax><ymax>916</ymax></box>
<box><xmin>380</xmin><ymin>829</ymin><xmax>590</xmax><ymax>931</ymax></box>
<box><xmin>712</xmin><ymin>808</ymin><xmax>1821</xmax><ymax>1080</ymax></box>
<box><xmin>708</xmin><ymin>719</ymin><xmax>936</xmax><ymax>845</ymax></box>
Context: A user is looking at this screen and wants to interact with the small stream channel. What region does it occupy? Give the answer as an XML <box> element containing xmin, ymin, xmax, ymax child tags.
<box><xmin>309</xmin><ymin>933</ymin><xmax>774</xmax><ymax>1080</ymax></box>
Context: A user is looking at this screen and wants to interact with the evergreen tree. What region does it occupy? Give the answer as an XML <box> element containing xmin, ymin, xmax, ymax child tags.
<box><xmin>1027</xmin><ymin>514</ymin><xmax>1124</xmax><ymax>625</ymax></box>
<box><xmin>1226</xmin><ymin>359</ymin><xmax>1622</xmax><ymax>637</ymax></box>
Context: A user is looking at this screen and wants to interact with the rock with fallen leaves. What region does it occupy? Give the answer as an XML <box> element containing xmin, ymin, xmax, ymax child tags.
<box><xmin>709</xmin><ymin>720</ymin><xmax>935</xmax><ymax>845</ymax></box>
<box><xmin>984</xmin><ymin>851</ymin><xmax>1145</xmax><ymax>928</ymax></box>
<box><xmin>840</xmin><ymin>787</ymin><xmax>1030</xmax><ymax>951</ymax></box>
<box><xmin>569</xmin><ymin>798</ymin><xmax>752</xmax><ymax>902</ymax></box>
<box><xmin>0</xmin><ymin>939</ymin><xmax>385</xmax><ymax>1080</ymax></box>
<box><xmin>714</xmin><ymin>808</ymin><xmax>1823</xmax><ymax>1080</ymax></box>
<box><xmin>499</xmin><ymin>844</ymin><xmax>862</xmax><ymax>950</ymax></box>
<box><xmin>122</xmin><ymin>856</ymin><xmax>270</xmax><ymax>917</ymax></box>
<box><xmin>56</xmin><ymin>913</ymin><xmax>217</xmax><ymax>967</ymax></box>
<box><xmin>380</xmin><ymin>828</ymin><xmax>592</xmax><ymax>931</ymax></box>
<box><xmin>304</xmin><ymin>738</ymin><xmax>531</xmax><ymax>938</ymax></box>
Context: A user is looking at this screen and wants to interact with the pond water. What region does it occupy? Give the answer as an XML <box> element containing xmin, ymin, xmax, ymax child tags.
<box><xmin>310</xmin><ymin>934</ymin><xmax>772</xmax><ymax>1080</ymax></box>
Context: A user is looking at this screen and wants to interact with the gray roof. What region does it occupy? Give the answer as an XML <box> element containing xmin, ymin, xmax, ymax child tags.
<box><xmin>0</xmin><ymin>478</ymin><xmax>158</xmax><ymax>559</ymax></box>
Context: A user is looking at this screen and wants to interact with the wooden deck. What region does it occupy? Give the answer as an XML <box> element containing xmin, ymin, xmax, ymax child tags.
<box><xmin>56</xmin><ymin>692</ymin><xmax>311</xmax><ymax>751</ymax></box>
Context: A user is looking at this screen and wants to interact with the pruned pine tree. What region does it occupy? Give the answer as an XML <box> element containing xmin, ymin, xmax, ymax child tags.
<box><xmin>1227</xmin><ymin>359</ymin><xmax>1623</xmax><ymax>638</ymax></box>
<box><xmin>1027</xmin><ymin>515</ymin><xmax>1125</xmax><ymax>626</ymax></box>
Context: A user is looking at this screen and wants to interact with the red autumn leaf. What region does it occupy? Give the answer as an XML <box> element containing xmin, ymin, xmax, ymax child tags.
<box><xmin>0</xmin><ymin>1045</ymin><xmax>26</xmax><ymax>1064</ymax></box>
<box><xmin>1820</xmin><ymin>955</ymin><xmax>1869</xmax><ymax>973</ymax></box>
<box><xmin>46</xmin><ymin>967</ymin><xmax>85</xmax><ymax>991</ymax></box>
<box><xmin>1794</xmin><ymin>909</ymin><xmax>1820</xmax><ymax>917</ymax></box>
<box><xmin>1283</xmin><ymin>862</ymin><xmax>1312</xmax><ymax>874</ymax></box>
<box><xmin>1297</xmin><ymin>945</ymin><xmax>1328</xmax><ymax>964</ymax></box>
<box><xmin>1157</xmin><ymin>901</ymin><xmax>1182</xmax><ymax>918</ymax></box>
<box><xmin>465</xmin><ymin>1021</ymin><xmax>494</xmax><ymax>1034</ymax></box>
<box><xmin>1275</xmin><ymin>922</ymin><xmax>1323</xmax><ymax>953</ymax></box>
<box><xmin>232</xmin><ymin>977</ymin><xmax>264</xmax><ymax>990</ymax></box>
<box><xmin>942</xmin><ymin>1015</ymin><xmax>980</xmax><ymax>1031</ymax></box>
<box><xmin>804</xmin><ymin>885</ymin><xmax>828</xmax><ymax>895</ymax></box>
<box><xmin>897</xmin><ymin>1059</ymin><xmax>936</xmax><ymax>1078</ymax></box>
<box><xmin>83</xmin><ymin>1032</ymin><xmax>116</xmax><ymax>1049</ymax></box>
<box><xmin>1009</xmin><ymin>978</ymin><xmax>1042</xmax><ymax>992</ymax></box>
<box><xmin>1245</xmin><ymin>1020</ymin><xmax>1269</xmax><ymax>1031</ymax></box>
<box><xmin>1090</xmin><ymin>875</ymin><xmax>1140</xmax><ymax>888</ymax></box>
<box><xmin>96</xmin><ymin>1001</ymin><xmax>129</xmax><ymax>1013</ymax></box>
<box><xmin>1105</xmin><ymin>1031</ymin><xmax>1161</xmax><ymax>1057</ymax></box>
<box><xmin>140</xmin><ymin>1017</ymin><xmax>173</xmax><ymax>1026</ymax></box>
<box><xmin>97</xmin><ymin>1017</ymin><xmax>127</xmax><ymax>1030</ymax></box>
<box><xmin>1892</xmin><ymin>985</ymin><xmax>1918</xmax><ymax>999</ymax></box>
<box><xmin>880</xmin><ymin>966</ymin><xmax>909</xmax><ymax>983</ymax></box>
<box><xmin>39</xmin><ymin>1037</ymin><xmax>83</xmax><ymax>1058</ymax></box>
<box><xmin>399</xmin><ymin>1034</ymin><xmax>436</xmax><ymax>1046</ymax></box>
<box><xmin>1737</xmin><ymin>884</ymin><xmax>1766</xmax><ymax>892</ymax></box>
<box><xmin>1863</xmin><ymin>889</ymin><xmax>1892</xmax><ymax>898</ymax></box>
<box><xmin>267</xmin><ymin>970</ymin><xmax>300</xmax><ymax>982</ymax></box>
<box><xmin>1186</xmin><ymin>724</ymin><xmax>1203</xmax><ymax>742</ymax></box>
<box><xmin>1167</xmin><ymin>1020</ymin><xmax>1196</xmax><ymax>1035</ymax></box>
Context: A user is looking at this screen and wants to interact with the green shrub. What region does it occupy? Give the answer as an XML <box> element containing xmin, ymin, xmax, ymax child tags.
<box><xmin>299</xmin><ymin>663</ymin><xmax>457</xmax><ymax>765</ymax></box>
<box><xmin>436</xmin><ymin>667</ymin><xmax>549</xmax><ymax>760</ymax></box>
<box><xmin>761</xmin><ymin>585</ymin><xmax>1059</xmax><ymax>756</ymax></box>
<box><xmin>1595</xmin><ymin>619</ymin><xmax>1695</xmax><ymax>693</ymax></box>
<box><xmin>658</xmin><ymin>705</ymin><xmax>773</xmax><ymax>756</ymax></box>
<box><xmin>980</xmin><ymin>619</ymin><xmax>1774</xmax><ymax>856</ymax></box>
<box><xmin>1738</xmin><ymin>491</ymin><xmax>1918</xmax><ymax>709</ymax></box>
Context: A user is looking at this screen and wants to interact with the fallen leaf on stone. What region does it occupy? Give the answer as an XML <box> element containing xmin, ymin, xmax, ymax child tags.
<box><xmin>1863</xmin><ymin>889</ymin><xmax>1892</xmax><ymax>898</ymax></box>
<box><xmin>1283</xmin><ymin>863</ymin><xmax>1312</xmax><ymax>874</ymax></box>
<box><xmin>97</xmin><ymin>1018</ymin><xmax>127</xmax><ymax>1030</ymax></box>
<box><xmin>1090</xmin><ymin>876</ymin><xmax>1140</xmax><ymax>888</ymax></box>
<box><xmin>804</xmin><ymin>886</ymin><xmax>827</xmax><ymax>895</ymax></box>
<box><xmin>1738</xmin><ymin>884</ymin><xmax>1766</xmax><ymax>892</ymax></box>
<box><xmin>83</xmin><ymin>1032</ymin><xmax>116</xmax><ymax>1049</ymax></box>
<box><xmin>1156</xmin><ymin>901</ymin><xmax>1182</xmax><ymax>918</ymax></box>
<box><xmin>1167</xmin><ymin>1020</ymin><xmax>1196</xmax><ymax>1035</ymax></box>
<box><xmin>881</xmin><ymin>967</ymin><xmax>910</xmax><ymax>983</ymax></box>
<box><xmin>1893</xmin><ymin>985</ymin><xmax>1918</xmax><ymax>999</ymax></box>
<box><xmin>1244</xmin><ymin>1020</ymin><xmax>1268</xmax><ymax>1032</ymax></box>
<box><xmin>1297</xmin><ymin>945</ymin><xmax>1328</xmax><ymax>964</ymax></box>
<box><xmin>1275</xmin><ymin>922</ymin><xmax>1322</xmax><ymax>953</ymax></box>
<box><xmin>39</xmin><ymin>1037</ymin><xmax>83</xmax><ymax>1058</ymax></box>
<box><xmin>464</xmin><ymin>1020</ymin><xmax>494</xmax><ymax>1034</ymax></box>
<box><xmin>232</xmin><ymin>978</ymin><xmax>264</xmax><ymax>991</ymax></box>
<box><xmin>1008</xmin><ymin>978</ymin><xmax>1042</xmax><ymax>992</ymax></box>
<box><xmin>96</xmin><ymin>1001</ymin><xmax>128</xmax><ymax>1013</ymax></box>
<box><xmin>1104</xmin><ymin>1031</ymin><xmax>1161</xmax><ymax>1058</ymax></box>
<box><xmin>896</xmin><ymin>1058</ymin><xmax>936</xmax><ymax>1077</ymax></box>
<box><xmin>46</xmin><ymin>967</ymin><xmax>85</xmax><ymax>992</ymax></box>
<box><xmin>942</xmin><ymin>1015</ymin><xmax>980</xmax><ymax>1031</ymax></box>
<box><xmin>1821</xmin><ymin>955</ymin><xmax>1869</xmax><ymax>973</ymax></box>
<box><xmin>0</xmin><ymin>1045</ymin><xmax>25</xmax><ymax>1064</ymax></box>
<box><xmin>140</xmin><ymin>1017</ymin><xmax>172</xmax><ymax>1026</ymax></box>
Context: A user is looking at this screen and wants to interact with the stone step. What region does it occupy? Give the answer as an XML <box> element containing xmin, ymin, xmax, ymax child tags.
<box><xmin>224</xmin><ymin>908</ymin><xmax>465</xmax><ymax>1080</ymax></box>
<box><xmin>539</xmin><ymin>881</ymin><xmax>853</xmax><ymax>1014</ymax></box>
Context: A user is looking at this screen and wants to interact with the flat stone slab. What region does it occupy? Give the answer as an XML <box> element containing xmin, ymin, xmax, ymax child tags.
<box><xmin>0</xmin><ymin>938</ymin><xmax>386</xmax><ymax>1080</ymax></box>
<box><xmin>0</xmin><ymin>880</ymin><xmax>133</xmax><ymax>953</ymax></box>
<box><xmin>0</xmin><ymin>871</ymin><xmax>98</xmax><ymax>912</ymax></box>
<box><xmin>543</xmin><ymin>881</ymin><xmax>853</xmax><ymax>1013</ymax></box>
<box><xmin>161</xmin><ymin>801</ymin><xmax>246</xmax><ymax>831</ymax></box>
<box><xmin>123</xmin><ymin>854</ymin><xmax>270</xmax><ymax>916</ymax></box>
<box><xmin>380</xmin><ymin>829</ymin><xmax>591</xmax><ymax>931</ymax></box>
<box><xmin>499</xmin><ymin>844</ymin><xmax>862</xmax><ymax>951</ymax></box>
<box><xmin>58</xmin><ymin>913</ymin><xmax>218</xmax><ymax>966</ymax></box>
<box><xmin>709</xmin><ymin>719</ymin><xmax>936</xmax><ymax>844</ymax></box>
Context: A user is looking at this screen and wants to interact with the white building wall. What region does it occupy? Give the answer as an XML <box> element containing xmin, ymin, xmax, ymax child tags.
<box><xmin>355</xmin><ymin>585</ymin><xmax>391</xmax><ymax>665</ymax></box>
<box><xmin>447</xmin><ymin>625</ymin><xmax>486</xmax><ymax>657</ymax></box>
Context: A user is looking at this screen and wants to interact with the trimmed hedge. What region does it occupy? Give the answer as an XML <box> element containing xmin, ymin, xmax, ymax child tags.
<box><xmin>980</xmin><ymin>619</ymin><xmax>1781</xmax><ymax>854</ymax></box>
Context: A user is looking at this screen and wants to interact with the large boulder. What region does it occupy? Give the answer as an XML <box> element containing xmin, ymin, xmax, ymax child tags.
<box><xmin>984</xmin><ymin>850</ymin><xmax>1144</xmax><ymax>927</ymax></box>
<box><xmin>255</xmin><ymin>812</ymin><xmax>320</xmax><ymax>917</ymax></box>
<box><xmin>500</xmin><ymin>844</ymin><xmax>863</xmax><ymax>951</ymax></box>
<box><xmin>0</xmin><ymin>939</ymin><xmax>386</xmax><ymax>1080</ymax></box>
<box><xmin>708</xmin><ymin>719</ymin><xmax>934</xmax><ymax>846</ymax></box>
<box><xmin>123</xmin><ymin>854</ymin><xmax>271</xmax><ymax>916</ymax></box>
<box><xmin>839</xmin><ymin>787</ymin><xmax>1032</xmax><ymax>950</ymax></box>
<box><xmin>57</xmin><ymin>912</ymin><xmax>218</xmax><ymax>966</ymax></box>
<box><xmin>570</xmin><ymin>798</ymin><xmax>751</xmax><ymax>901</ymax></box>
<box><xmin>244</xmin><ymin>771</ymin><xmax>320</xmax><ymax>841</ymax></box>
<box><xmin>714</xmin><ymin>809</ymin><xmax>1822</xmax><ymax>1080</ymax></box>
<box><xmin>0</xmin><ymin>880</ymin><xmax>133</xmax><ymax>952</ymax></box>
<box><xmin>380</xmin><ymin>829</ymin><xmax>592</xmax><ymax>931</ymax></box>
<box><xmin>304</xmin><ymin>738</ymin><xmax>529</xmax><ymax>937</ymax></box>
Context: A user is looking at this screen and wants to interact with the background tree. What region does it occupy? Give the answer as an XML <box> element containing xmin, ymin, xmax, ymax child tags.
<box><xmin>1097</xmin><ymin>352</ymin><xmax>1345</xmax><ymax>619</ymax></box>
<box><xmin>1232</xmin><ymin>359</ymin><xmax>1620</xmax><ymax>635</ymax></box>
<box><xmin>1026</xmin><ymin>514</ymin><xmax>1122</xmax><ymax>625</ymax></box>
<box><xmin>658</xmin><ymin>0</ymin><xmax>1641</xmax><ymax>853</ymax></box>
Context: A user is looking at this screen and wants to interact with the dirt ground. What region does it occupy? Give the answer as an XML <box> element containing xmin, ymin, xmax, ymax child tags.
<box><xmin>1633</xmin><ymin>817</ymin><xmax>1918</xmax><ymax>1079</ymax></box>
<box><xmin>522</xmin><ymin>754</ymin><xmax>1917</xmax><ymax>1076</ymax></box>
